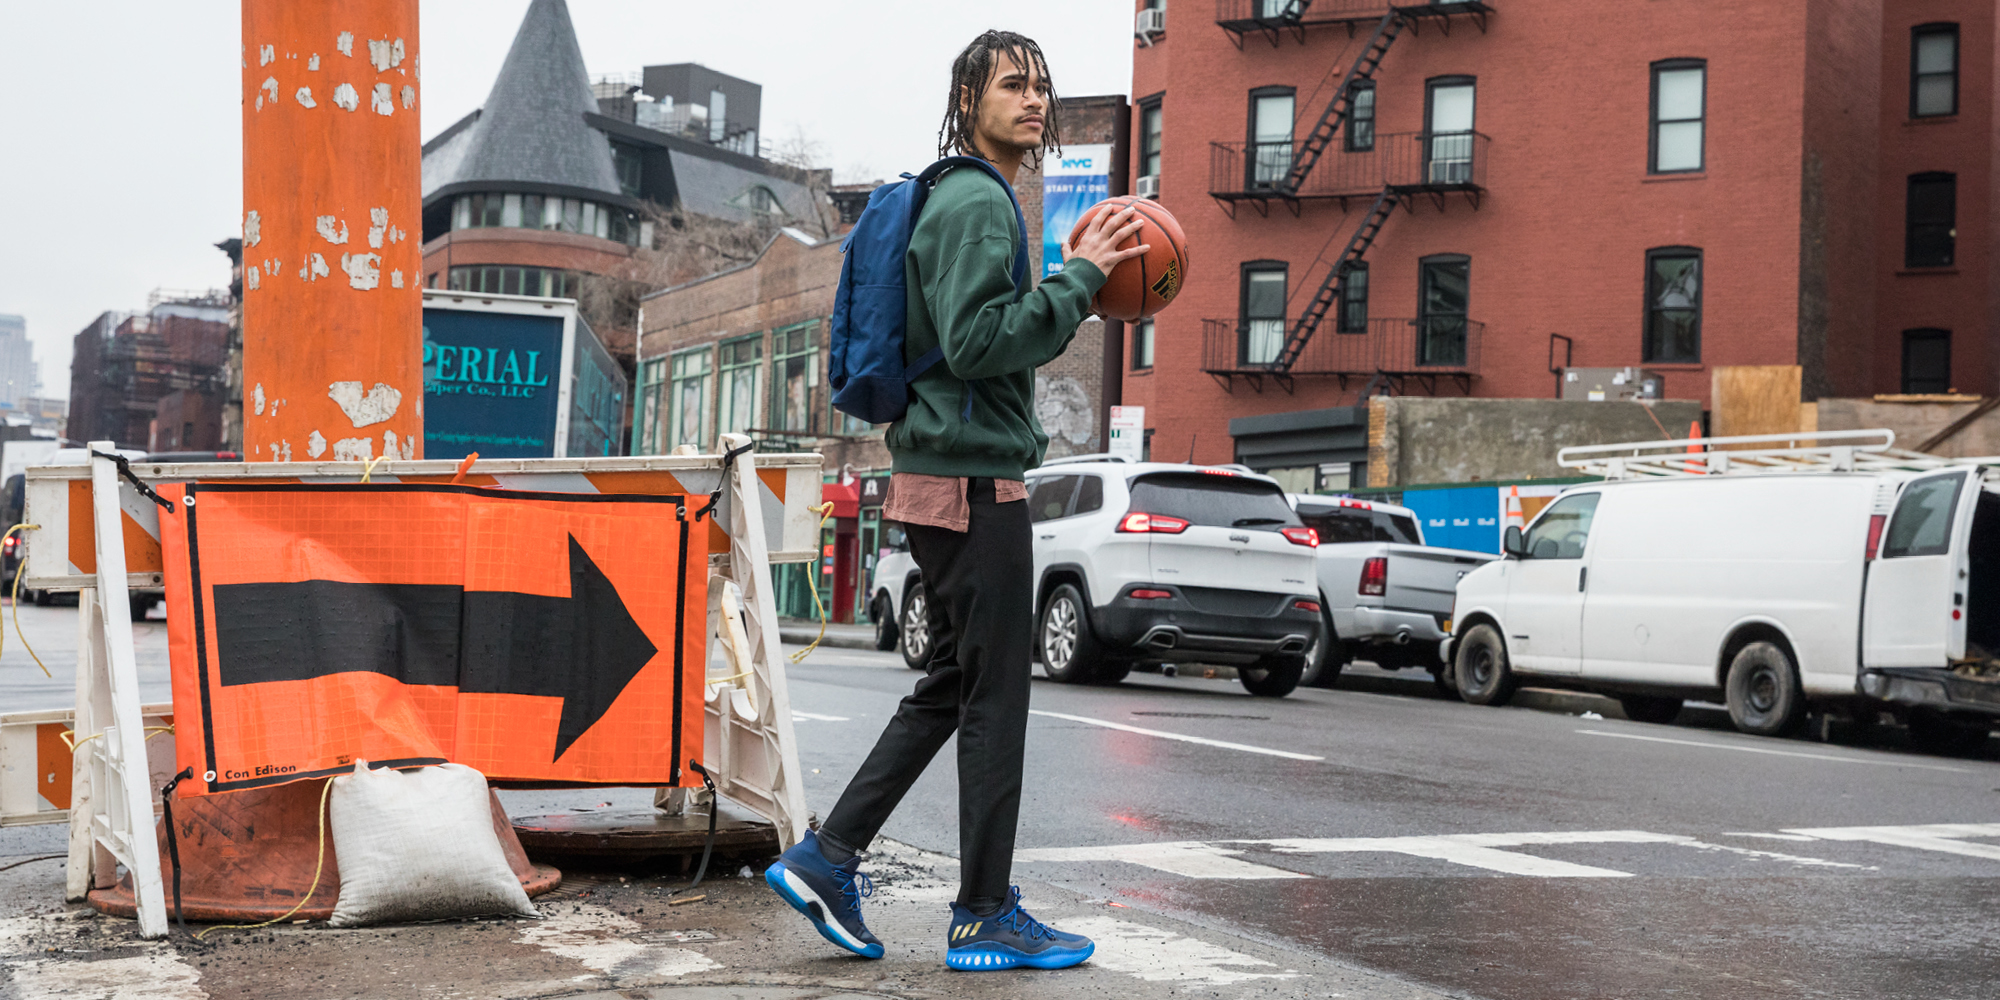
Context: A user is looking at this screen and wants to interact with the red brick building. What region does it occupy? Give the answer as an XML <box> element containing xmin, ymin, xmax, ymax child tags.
<box><xmin>1125</xmin><ymin>0</ymin><xmax>1997</xmax><ymax>485</ymax></box>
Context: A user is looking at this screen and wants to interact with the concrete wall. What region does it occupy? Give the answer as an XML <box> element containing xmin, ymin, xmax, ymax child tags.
<box><xmin>1368</xmin><ymin>397</ymin><xmax>1704</xmax><ymax>487</ymax></box>
<box><xmin>1817</xmin><ymin>396</ymin><xmax>2000</xmax><ymax>457</ymax></box>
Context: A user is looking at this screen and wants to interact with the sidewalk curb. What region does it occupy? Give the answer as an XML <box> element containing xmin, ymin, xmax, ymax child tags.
<box><xmin>778</xmin><ymin>625</ymin><xmax>879</xmax><ymax>651</ymax></box>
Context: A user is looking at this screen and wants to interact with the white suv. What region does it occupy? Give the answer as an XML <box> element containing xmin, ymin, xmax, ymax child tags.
<box><xmin>1025</xmin><ymin>458</ymin><xmax>1324</xmax><ymax>697</ymax></box>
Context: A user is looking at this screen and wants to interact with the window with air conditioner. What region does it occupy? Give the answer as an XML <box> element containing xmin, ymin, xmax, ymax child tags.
<box><xmin>1424</xmin><ymin>77</ymin><xmax>1476</xmax><ymax>184</ymax></box>
<box><xmin>1139</xmin><ymin>101</ymin><xmax>1162</xmax><ymax>197</ymax></box>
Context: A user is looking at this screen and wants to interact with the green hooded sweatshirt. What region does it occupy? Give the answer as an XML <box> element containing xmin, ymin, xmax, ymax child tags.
<box><xmin>883</xmin><ymin>165</ymin><xmax>1108</xmax><ymax>481</ymax></box>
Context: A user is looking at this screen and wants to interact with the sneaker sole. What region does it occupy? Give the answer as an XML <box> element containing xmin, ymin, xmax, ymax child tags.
<box><xmin>764</xmin><ymin>862</ymin><xmax>885</xmax><ymax>960</ymax></box>
<box><xmin>946</xmin><ymin>941</ymin><xmax>1095</xmax><ymax>971</ymax></box>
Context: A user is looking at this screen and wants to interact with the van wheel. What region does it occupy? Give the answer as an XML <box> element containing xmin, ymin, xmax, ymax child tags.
<box><xmin>1300</xmin><ymin>606</ymin><xmax>1345</xmax><ymax>688</ymax></box>
<box><xmin>1905</xmin><ymin>710</ymin><xmax>1991</xmax><ymax>755</ymax></box>
<box><xmin>1454</xmin><ymin>624</ymin><xmax>1516</xmax><ymax>705</ymax></box>
<box><xmin>1725</xmin><ymin>642</ymin><xmax>1805</xmax><ymax>736</ymax></box>
<box><xmin>1617</xmin><ymin>694</ymin><xmax>1684</xmax><ymax>725</ymax></box>
<box><xmin>1241</xmin><ymin>654</ymin><xmax>1305</xmax><ymax>698</ymax></box>
<box><xmin>899</xmin><ymin>585</ymin><xmax>931</xmax><ymax>669</ymax></box>
<box><xmin>871</xmin><ymin>595</ymin><xmax>899</xmax><ymax>651</ymax></box>
<box><xmin>1039</xmin><ymin>584</ymin><xmax>1105</xmax><ymax>683</ymax></box>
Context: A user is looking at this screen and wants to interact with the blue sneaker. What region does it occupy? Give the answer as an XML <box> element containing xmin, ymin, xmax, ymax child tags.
<box><xmin>764</xmin><ymin>831</ymin><xmax>885</xmax><ymax>959</ymax></box>
<box><xmin>945</xmin><ymin>887</ymin><xmax>1095</xmax><ymax>971</ymax></box>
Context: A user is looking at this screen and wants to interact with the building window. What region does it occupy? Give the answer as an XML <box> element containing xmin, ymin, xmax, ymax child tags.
<box><xmin>1903</xmin><ymin>329</ymin><xmax>1952</xmax><ymax>393</ymax></box>
<box><xmin>770</xmin><ymin>323</ymin><xmax>818</xmax><ymax>435</ymax></box>
<box><xmin>446</xmin><ymin>265</ymin><xmax>580</xmax><ymax>299</ymax></box>
<box><xmin>1139</xmin><ymin>101</ymin><xmax>1163</xmax><ymax>187</ymax></box>
<box><xmin>1650</xmin><ymin>60</ymin><xmax>1705</xmax><ymax>173</ymax></box>
<box><xmin>611</xmin><ymin>142</ymin><xmax>644</xmax><ymax>197</ymax></box>
<box><xmin>1248</xmin><ymin>87</ymin><xmax>1296</xmax><ymax>189</ymax></box>
<box><xmin>1337</xmin><ymin>261</ymin><xmax>1368</xmax><ymax>334</ymax></box>
<box><xmin>709</xmin><ymin>88</ymin><xmax>728</xmax><ymax>143</ymax></box>
<box><xmin>635</xmin><ymin>358</ymin><xmax>667</xmax><ymax>455</ymax></box>
<box><xmin>1643</xmin><ymin>247</ymin><xmax>1701</xmax><ymax>363</ymax></box>
<box><xmin>1417</xmin><ymin>254</ymin><xmax>1470</xmax><ymax>366</ymax></box>
<box><xmin>667</xmin><ymin>348</ymin><xmax>712</xmax><ymax>451</ymax></box>
<box><xmin>1345</xmin><ymin>81</ymin><xmax>1375</xmax><ymax>152</ymax></box>
<box><xmin>1240</xmin><ymin>262</ymin><xmax>1287</xmax><ymax>366</ymax></box>
<box><xmin>1906</xmin><ymin>172</ymin><xmax>1956</xmax><ymax>268</ymax></box>
<box><xmin>1425</xmin><ymin>76</ymin><xmax>1476</xmax><ymax>184</ymax></box>
<box><xmin>1132</xmin><ymin>318</ymin><xmax>1155</xmax><ymax>369</ymax></box>
<box><xmin>1912</xmin><ymin>24</ymin><xmax>1959</xmax><ymax>118</ymax></box>
<box><xmin>716</xmin><ymin>335</ymin><xmax>763</xmax><ymax>436</ymax></box>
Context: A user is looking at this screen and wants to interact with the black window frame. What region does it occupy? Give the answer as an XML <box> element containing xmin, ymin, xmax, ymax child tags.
<box><xmin>1911</xmin><ymin>23</ymin><xmax>1960</xmax><ymax>119</ymax></box>
<box><xmin>1239</xmin><ymin>260</ymin><xmax>1289</xmax><ymax>365</ymax></box>
<box><xmin>1345</xmin><ymin>81</ymin><xmax>1376</xmax><ymax>153</ymax></box>
<box><xmin>1337</xmin><ymin>261</ymin><xmax>1369</xmax><ymax>334</ymax></box>
<box><xmin>1649</xmin><ymin>58</ymin><xmax>1707</xmax><ymax>175</ymax></box>
<box><xmin>1643</xmin><ymin>246</ymin><xmax>1703</xmax><ymax>364</ymax></box>
<box><xmin>1131</xmin><ymin>318</ymin><xmax>1156</xmax><ymax>371</ymax></box>
<box><xmin>1906</xmin><ymin>172</ymin><xmax>1957</xmax><ymax>268</ymax></box>
<box><xmin>1416</xmin><ymin>253</ymin><xmax>1470</xmax><ymax>366</ymax></box>
<box><xmin>1423</xmin><ymin>75</ymin><xmax>1477</xmax><ymax>184</ymax></box>
<box><xmin>1902</xmin><ymin>328</ymin><xmax>1952</xmax><ymax>394</ymax></box>
<box><xmin>1246</xmin><ymin>85</ymin><xmax>1297</xmax><ymax>190</ymax></box>
<box><xmin>1137</xmin><ymin>94</ymin><xmax>1164</xmax><ymax>183</ymax></box>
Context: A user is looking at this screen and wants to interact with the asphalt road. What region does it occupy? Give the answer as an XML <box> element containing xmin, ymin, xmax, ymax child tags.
<box><xmin>784</xmin><ymin>645</ymin><xmax>2000</xmax><ymax>1000</ymax></box>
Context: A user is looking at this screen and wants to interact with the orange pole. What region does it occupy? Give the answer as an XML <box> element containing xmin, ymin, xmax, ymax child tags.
<box><xmin>241</xmin><ymin>1</ymin><xmax>423</xmax><ymax>463</ymax></box>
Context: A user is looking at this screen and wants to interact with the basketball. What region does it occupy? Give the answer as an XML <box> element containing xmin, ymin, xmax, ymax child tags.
<box><xmin>1067</xmin><ymin>196</ymin><xmax>1190</xmax><ymax>322</ymax></box>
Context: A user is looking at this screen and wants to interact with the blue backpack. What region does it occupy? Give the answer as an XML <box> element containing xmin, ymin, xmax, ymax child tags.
<box><xmin>828</xmin><ymin>156</ymin><xmax>1029</xmax><ymax>424</ymax></box>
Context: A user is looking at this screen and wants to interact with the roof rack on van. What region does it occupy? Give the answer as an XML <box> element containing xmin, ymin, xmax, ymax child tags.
<box><xmin>1039</xmin><ymin>454</ymin><xmax>1131</xmax><ymax>466</ymax></box>
<box><xmin>1558</xmin><ymin>429</ymin><xmax>2000</xmax><ymax>480</ymax></box>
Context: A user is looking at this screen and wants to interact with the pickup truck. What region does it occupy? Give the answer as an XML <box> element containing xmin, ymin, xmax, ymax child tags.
<box><xmin>1289</xmin><ymin>494</ymin><xmax>1496</xmax><ymax>691</ymax></box>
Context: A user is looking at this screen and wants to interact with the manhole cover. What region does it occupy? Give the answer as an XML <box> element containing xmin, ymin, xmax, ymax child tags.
<box><xmin>1130</xmin><ymin>711</ymin><xmax>1270</xmax><ymax>720</ymax></box>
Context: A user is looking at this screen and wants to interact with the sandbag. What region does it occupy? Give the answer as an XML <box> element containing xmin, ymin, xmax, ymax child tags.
<box><xmin>327</xmin><ymin>760</ymin><xmax>539</xmax><ymax>927</ymax></box>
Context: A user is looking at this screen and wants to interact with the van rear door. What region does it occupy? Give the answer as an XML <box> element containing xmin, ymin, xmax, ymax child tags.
<box><xmin>1863</xmin><ymin>470</ymin><xmax>1982</xmax><ymax>666</ymax></box>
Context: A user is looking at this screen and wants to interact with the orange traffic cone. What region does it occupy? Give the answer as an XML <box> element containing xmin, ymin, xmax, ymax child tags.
<box><xmin>1503</xmin><ymin>486</ymin><xmax>1525</xmax><ymax>533</ymax></box>
<box><xmin>1685</xmin><ymin>420</ymin><xmax>1703</xmax><ymax>473</ymax></box>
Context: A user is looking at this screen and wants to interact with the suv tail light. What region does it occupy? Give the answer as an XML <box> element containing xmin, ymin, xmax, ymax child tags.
<box><xmin>1280</xmin><ymin>526</ymin><xmax>1319</xmax><ymax>547</ymax></box>
<box><xmin>1864</xmin><ymin>513</ymin><xmax>1886</xmax><ymax>560</ymax></box>
<box><xmin>1118</xmin><ymin>512</ymin><xmax>1190</xmax><ymax>534</ymax></box>
<box><xmin>1358</xmin><ymin>556</ymin><xmax>1387</xmax><ymax>596</ymax></box>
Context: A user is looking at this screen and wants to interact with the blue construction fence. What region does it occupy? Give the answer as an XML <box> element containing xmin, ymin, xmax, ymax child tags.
<box><xmin>1335</xmin><ymin>477</ymin><xmax>1601</xmax><ymax>553</ymax></box>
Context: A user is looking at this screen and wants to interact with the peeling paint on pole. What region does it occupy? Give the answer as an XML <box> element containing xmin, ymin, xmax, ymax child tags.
<box><xmin>243</xmin><ymin>0</ymin><xmax>422</xmax><ymax>462</ymax></box>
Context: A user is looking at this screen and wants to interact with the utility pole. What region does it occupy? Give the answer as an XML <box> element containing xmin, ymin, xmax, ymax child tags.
<box><xmin>240</xmin><ymin>0</ymin><xmax>424</xmax><ymax>463</ymax></box>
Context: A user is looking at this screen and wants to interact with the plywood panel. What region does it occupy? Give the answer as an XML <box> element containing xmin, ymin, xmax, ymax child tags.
<box><xmin>1712</xmin><ymin>366</ymin><xmax>1803</xmax><ymax>444</ymax></box>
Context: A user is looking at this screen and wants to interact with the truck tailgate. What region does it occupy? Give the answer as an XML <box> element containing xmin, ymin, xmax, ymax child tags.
<box><xmin>1383</xmin><ymin>545</ymin><xmax>1493</xmax><ymax>615</ymax></box>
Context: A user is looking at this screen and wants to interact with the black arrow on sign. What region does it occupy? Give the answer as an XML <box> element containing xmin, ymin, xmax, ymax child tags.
<box><xmin>211</xmin><ymin>535</ymin><xmax>658</xmax><ymax>761</ymax></box>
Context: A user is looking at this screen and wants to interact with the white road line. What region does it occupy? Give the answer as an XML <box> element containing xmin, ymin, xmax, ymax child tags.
<box><xmin>1029</xmin><ymin>710</ymin><xmax>1323</xmax><ymax>761</ymax></box>
<box><xmin>1787</xmin><ymin>823</ymin><xmax>2000</xmax><ymax>861</ymax></box>
<box><xmin>1576</xmin><ymin>729</ymin><xmax>1970</xmax><ymax>772</ymax></box>
<box><xmin>1016</xmin><ymin>842</ymin><xmax>1308</xmax><ymax>879</ymax></box>
<box><xmin>791</xmin><ymin>711</ymin><xmax>849</xmax><ymax>722</ymax></box>
<box><xmin>1058</xmin><ymin>916</ymin><xmax>1300</xmax><ymax>985</ymax></box>
<box><xmin>1254</xmin><ymin>830</ymin><xmax>1683</xmax><ymax>877</ymax></box>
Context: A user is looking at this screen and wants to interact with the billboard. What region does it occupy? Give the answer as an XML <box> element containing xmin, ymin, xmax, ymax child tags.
<box><xmin>1041</xmin><ymin>143</ymin><xmax>1113</xmax><ymax>279</ymax></box>
<box><xmin>422</xmin><ymin>304</ymin><xmax>566</xmax><ymax>459</ymax></box>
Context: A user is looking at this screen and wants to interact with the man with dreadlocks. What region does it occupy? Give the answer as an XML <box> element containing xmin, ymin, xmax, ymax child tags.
<box><xmin>763</xmin><ymin>30</ymin><xmax>1147</xmax><ymax>971</ymax></box>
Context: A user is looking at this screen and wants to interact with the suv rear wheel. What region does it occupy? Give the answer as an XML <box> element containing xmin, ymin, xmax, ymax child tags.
<box><xmin>899</xmin><ymin>584</ymin><xmax>931</xmax><ymax>669</ymax></box>
<box><xmin>1300</xmin><ymin>604</ymin><xmax>1344</xmax><ymax>688</ymax></box>
<box><xmin>1039</xmin><ymin>583</ymin><xmax>1106</xmax><ymax>684</ymax></box>
<box><xmin>871</xmin><ymin>593</ymin><xmax>899</xmax><ymax>652</ymax></box>
<box><xmin>1240</xmin><ymin>654</ymin><xmax>1305</xmax><ymax>698</ymax></box>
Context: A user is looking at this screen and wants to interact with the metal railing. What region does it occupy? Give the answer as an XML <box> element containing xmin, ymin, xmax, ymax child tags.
<box><xmin>1210</xmin><ymin>131</ymin><xmax>1488</xmax><ymax>200</ymax></box>
<box><xmin>1201</xmin><ymin>316</ymin><xmax>1482</xmax><ymax>375</ymax></box>
<box><xmin>1215</xmin><ymin>0</ymin><xmax>1493</xmax><ymax>31</ymax></box>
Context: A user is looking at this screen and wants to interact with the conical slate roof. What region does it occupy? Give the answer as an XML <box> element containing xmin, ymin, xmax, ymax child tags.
<box><xmin>423</xmin><ymin>0</ymin><xmax>621</xmax><ymax>199</ymax></box>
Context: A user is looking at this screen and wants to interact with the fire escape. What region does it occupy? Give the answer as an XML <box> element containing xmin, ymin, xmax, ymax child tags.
<box><xmin>1206</xmin><ymin>1</ymin><xmax>1492</xmax><ymax>394</ymax></box>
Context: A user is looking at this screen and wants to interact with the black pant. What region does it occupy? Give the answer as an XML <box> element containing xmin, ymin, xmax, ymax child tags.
<box><xmin>821</xmin><ymin>478</ymin><xmax>1032</xmax><ymax>902</ymax></box>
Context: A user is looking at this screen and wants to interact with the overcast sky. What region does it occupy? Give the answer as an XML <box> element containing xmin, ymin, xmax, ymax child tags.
<box><xmin>0</xmin><ymin>1</ymin><xmax>1132</xmax><ymax>400</ymax></box>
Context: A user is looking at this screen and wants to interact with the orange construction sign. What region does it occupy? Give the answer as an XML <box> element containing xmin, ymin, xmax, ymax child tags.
<box><xmin>160</xmin><ymin>482</ymin><xmax>706</xmax><ymax>796</ymax></box>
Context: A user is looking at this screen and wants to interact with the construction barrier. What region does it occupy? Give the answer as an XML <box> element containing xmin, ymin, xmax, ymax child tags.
<box><xmin>22</xmin><ymin>443</ymin><xmax>817</xmax><ymax>937</ymax></box>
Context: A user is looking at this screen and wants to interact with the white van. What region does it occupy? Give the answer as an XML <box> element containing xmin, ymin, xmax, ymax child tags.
<box><xmin>1445</xmin><ymin>430</ymin><xmax>2000</xmax><ymax>750</ymax></box>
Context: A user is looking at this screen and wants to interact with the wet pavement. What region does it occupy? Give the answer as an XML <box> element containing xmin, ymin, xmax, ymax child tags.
<box><xmin>7</xmin><ymin>614</ymin><xmax>2000</xmax><ymax>997</ymax></box>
